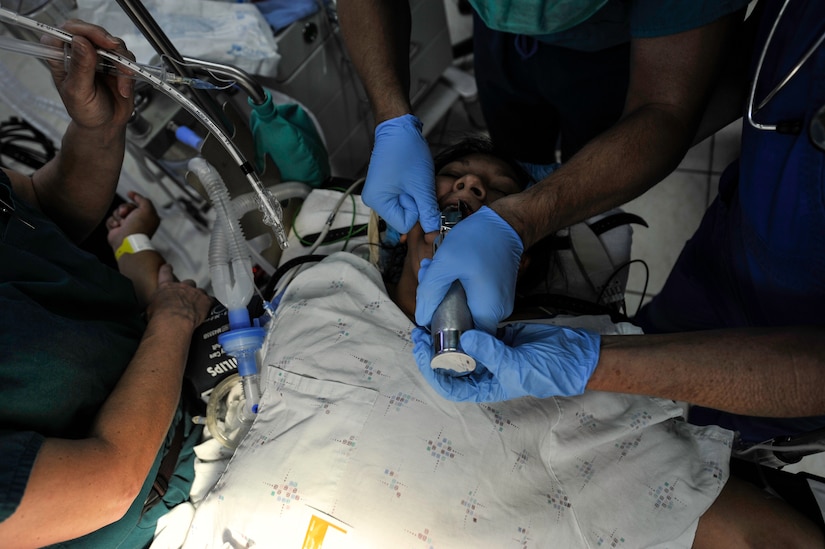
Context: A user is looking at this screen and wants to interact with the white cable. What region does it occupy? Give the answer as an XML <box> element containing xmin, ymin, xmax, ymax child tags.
<box><xmin>274</xmin><ymin>178</ymin><xmax>365</xmax><ymax>297</ymax></box>
<box><xmin>306</xmin><ymin>177</ymin><xmax>364</xmax><ymax>256</ymax></box>
<box><xmin>736</xmin><ymin>442</ymin><xmax>825</xmax><ymax>456</ymax></box>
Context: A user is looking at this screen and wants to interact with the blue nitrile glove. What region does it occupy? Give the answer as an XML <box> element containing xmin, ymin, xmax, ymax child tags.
<box><xmin>415</xmin><ymin>206</ymin><xmax>523</xmax><ymax>334</ymax></box>
<box><xmin>412</xmin><ymin>323</ymin><xmax>601</xmax><ymax>402</ymax></box>
<box><xmin>363</xmin><ymin>114</ymin><xmax>440</xmax><ymax>234</ymax></box>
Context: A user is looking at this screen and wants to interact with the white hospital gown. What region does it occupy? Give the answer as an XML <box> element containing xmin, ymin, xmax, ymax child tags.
<box><xmin>183</xmin><ymin>253</ymin><xmax>732</xmax><ymax>549</ymax></box>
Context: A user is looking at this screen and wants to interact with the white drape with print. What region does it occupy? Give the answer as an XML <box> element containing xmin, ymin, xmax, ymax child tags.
<box><xmin>184</xmin><ymin>252</ymin><xmax>732</xmax><ymax>549</ymax></box>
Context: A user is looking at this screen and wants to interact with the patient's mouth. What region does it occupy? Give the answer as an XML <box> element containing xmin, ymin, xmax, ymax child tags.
<box><xmin>439</xmin><ymin>198</ymin><xmax>474</xmax><ymax>217</ymax></box>
<box><xmin>457</xmin><ymin>199</ymin><xmax>472</xmax><ymax>218</ymax></box>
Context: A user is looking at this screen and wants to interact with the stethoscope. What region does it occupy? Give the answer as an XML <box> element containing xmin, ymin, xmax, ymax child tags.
<box><xmin>746</xmin><ymin>0</ymin><xmax>825</xmax><ymax>151</ymax></box>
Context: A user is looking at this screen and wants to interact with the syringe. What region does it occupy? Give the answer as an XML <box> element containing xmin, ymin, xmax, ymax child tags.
<box><xmin>0</xmin><ymin>34</ymin><xmax>220</xmax><ymax>89</ymax></box>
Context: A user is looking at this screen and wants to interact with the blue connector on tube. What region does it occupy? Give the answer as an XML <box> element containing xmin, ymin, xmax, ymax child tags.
<box><xmin>218</xmin><ymin>309</ymin><xmax>265</xmax><ymax>415</ymax></box>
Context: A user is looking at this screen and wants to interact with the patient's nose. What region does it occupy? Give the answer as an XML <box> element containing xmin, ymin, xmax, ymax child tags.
<box><xmin>452</xmin><ymin>174</ymin><xmax>486</xmax><ymax>201</ymax></box>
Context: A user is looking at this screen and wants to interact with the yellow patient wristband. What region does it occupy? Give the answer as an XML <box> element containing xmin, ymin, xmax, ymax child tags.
<box><xmin>115</xmin><ymin>234</ymin><xmax>155</xmax><ymax>260</ymax></box>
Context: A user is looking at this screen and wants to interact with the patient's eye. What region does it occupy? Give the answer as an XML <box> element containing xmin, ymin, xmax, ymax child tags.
<box><xmin>437</xmin><ymin>169</ymin><xmax>463</xmax><ymax>180</ymax></box>
<box><xmin>486</xmin><ymin>189</ymin><xmax>509</xmax><ymax>204</ymax></box>
<box><xmin>490</xmin><ymin>177</ymin><xmax>520</xmax><ymax>196</ymax></box>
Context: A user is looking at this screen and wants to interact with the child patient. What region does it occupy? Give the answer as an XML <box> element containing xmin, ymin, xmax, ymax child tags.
<box><xmin>114</xmin><ymin>137</ymin><xmax>817</xmax><ymax>547</ymax></box>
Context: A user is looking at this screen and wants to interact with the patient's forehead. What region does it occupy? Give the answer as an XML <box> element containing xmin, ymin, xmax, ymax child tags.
<box><xmin>439</xmin><ymin>153</ymin><xmax>519</xmax><ymax>178</ymax></box>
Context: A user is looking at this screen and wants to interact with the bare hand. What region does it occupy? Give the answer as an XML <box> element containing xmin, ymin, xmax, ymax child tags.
<box><xmin>106</xmin><ymin>191</ymin><xmax>160</xmax><ymax>250</ymax></box>
<box><xmin>145</xmin><ymin>264</ymin><xmax>212</xmax><ymax>330</ymax></box>
<box><xmin>41</xmin><ymin>19</ymin><xmax>136</xmax><ymax>130</ymax></box>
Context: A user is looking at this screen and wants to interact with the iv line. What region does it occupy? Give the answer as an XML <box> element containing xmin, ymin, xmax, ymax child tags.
<box><xmin>0</xmin><ymin>6</ymin><xmax>290</xmax><ymax>250</ymax></box>
<box><xmin>0</xmin><ymin>34</ymin><xmax>221</xmax><ymax>90</ymax></box>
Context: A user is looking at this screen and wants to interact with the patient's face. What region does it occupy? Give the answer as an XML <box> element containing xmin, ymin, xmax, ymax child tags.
<box><xmin>402</xmin><ymin>153</ymin><xmax>524</xmax><ymax>285</ymax></box>
<box><xmin>434</xmin><ymin>153</ymin><xmax>523</xmax><ymax>215</ymax></box>
<box><xmin>392</xmin><ymin>152</ymin><xmax>524</xmax><ymax>318</ymax></box>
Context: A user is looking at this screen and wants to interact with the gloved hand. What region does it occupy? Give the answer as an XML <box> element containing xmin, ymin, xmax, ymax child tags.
<box><xmin>415</xmin><ymin>206</ymin><xmax>523</xmax><ymax>334</ymax></box>
<box><xmin>412</xmin><ymin>323</ymin><xmax>601</xmax><ymax>402</ymax></box>
<box><xmin>363</xmin><ymin>114</ymin><xmax>441</xmax><ymax>234</ymax></box>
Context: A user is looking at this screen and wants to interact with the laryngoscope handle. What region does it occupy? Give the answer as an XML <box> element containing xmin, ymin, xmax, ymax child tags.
<box><xmin>430</xmin><ymin>280</ymin><xmax>475</xmax><ymax>374</ymax></box>
<box><xmin>429</xmin><ymin>205</ymin><xmax>476</xmax><ymax>375</ymax></box>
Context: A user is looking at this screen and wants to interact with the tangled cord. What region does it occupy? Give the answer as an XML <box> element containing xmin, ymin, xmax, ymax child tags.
<box><xmin>0</xmin><ymin>116</ymin><xmax>57</xmax><ymax>171</ymax></box>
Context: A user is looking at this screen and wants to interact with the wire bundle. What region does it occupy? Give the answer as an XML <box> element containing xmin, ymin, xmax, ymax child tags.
<box><xmin>0</xmin><ymin>116</ymin><xmax>56</xmax><ymax>171</ymax></box>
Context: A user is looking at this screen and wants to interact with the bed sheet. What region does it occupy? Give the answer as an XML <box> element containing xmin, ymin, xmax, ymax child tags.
<box><xmin>181</xmin><ymin>253</ymin><xmax>733</xmax><ymax>548</ymax></box>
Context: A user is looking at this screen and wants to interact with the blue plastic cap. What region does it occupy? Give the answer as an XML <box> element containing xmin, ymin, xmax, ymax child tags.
<box><xmin>218</xmin><ymin>326</ymin><xmax>265</xmax><ymax>353</ymax></box>
<box><xmin>175</xmin><ymin>125</ymin><xmax>204</xmax><ymax>150</ymax></box>
<box><xmin>218</xmin><ymin>326</ymin><xmax>265</xmax><ymax>377</ymax></box>
<box><xmin>228</xmin><ymin>308</ymin><xmax>252</xmax><ymax>330</ymax></box>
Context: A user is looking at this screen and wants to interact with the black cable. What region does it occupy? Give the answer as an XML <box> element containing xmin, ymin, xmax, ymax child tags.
<box><xmin>262</xmin><ymin>254</ymin><xmax>327</xmax><ymax>301</ymax></box>
<box><xmin>0</xmin><ymin>117</ymin><xmax>57</xmax><ymax>171</ymax></box>
<box><xmin>295</xmin><ymin>222</ymin><xmax>369</xmax><ymax>247</ymax></box>
<box><xmin>513</xmin><ymin>292</ymin><xmax>630</xmax><ymax>324</ymax></box>
<box><xmin>595</xmin><ymin>258</ymin><xmax>650</xmax><ymax>317</ymax></box>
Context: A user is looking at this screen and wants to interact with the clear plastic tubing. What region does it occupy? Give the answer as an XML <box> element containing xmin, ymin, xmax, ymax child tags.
<box><xmin>229</xmin><ymin>181</ymin><xmax>312</xmax><ymax>218</ymax></box>
<box><xmin>189</xmin><ymin>157</ymin><xmax>254</xmax><ymax>316</ymax></box>
<box><xmin>0</xmin><ymin>6</ymin><xmax>290</xmax><ymax>250</ymax></box>
<box><xmin>0</xmin><ymin>34</ymin><xmax>218</xmax><ymax>89</ymax></box>
<box><xmin>190</xmin><ymin>157</ymin><xmax>264</xmax><ymax>416</ymax></box>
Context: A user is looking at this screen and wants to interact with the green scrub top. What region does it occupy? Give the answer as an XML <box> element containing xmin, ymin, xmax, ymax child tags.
<box><xmin>0</xmin><ymin>172</ymin><xmax>194</xmax><ymax>548</ymax></box>
<box><xmin>468</xmin><ymin>0</ymin><xmax>750</xmax><ymax>51</ymax></box>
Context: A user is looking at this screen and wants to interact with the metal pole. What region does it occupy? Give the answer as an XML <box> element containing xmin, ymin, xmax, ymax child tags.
<box><xmin>114</xmin><ymin>0</ymin><xmax>232</xmax><ymax>131</ymax></box>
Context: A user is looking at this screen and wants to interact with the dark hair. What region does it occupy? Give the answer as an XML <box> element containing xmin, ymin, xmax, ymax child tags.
<box><xmin>432</xmin><ymin>135</ymin><xmax>535</xmax><ymax>190</ymax></box>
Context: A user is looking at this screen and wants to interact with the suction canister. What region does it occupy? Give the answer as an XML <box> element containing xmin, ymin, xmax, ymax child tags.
<box><xmin>430</xmin><ymin>203</ymin><xmax>476</xmax><ymax>375</ymax></box>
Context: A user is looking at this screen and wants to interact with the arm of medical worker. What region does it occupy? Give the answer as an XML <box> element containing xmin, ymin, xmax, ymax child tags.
<box><xmin>592</xmin><ymin>326</ymin><xmax>825</xmax><ymax>418</ymax></box>
<box><xmin>416</xmin><ymin>322</ymin><xmax>825</xmax><ymax>420</ymax></box>
<box><xmin>494</xmin><ymin>14</ymin><xmax>741</xmax><ymax>245</ymax></box>
<box><xmin>337</xmin><ymin>0</ymin><xmax>440</xmax><ymax>233</ymax></box>
<box><xmin>415</xmin><ymin>13</ymin><xmax>741</xmax><ymax>329</ymax></box>
<box><xmin>4</xmin><ymin>20</ymin><xmax>134</xmax><ymax>244</ymax></box>
<box><xmin>0</xmin><ymin>265</ymin><xmax>211</xmax><ymax>548</ymax></box>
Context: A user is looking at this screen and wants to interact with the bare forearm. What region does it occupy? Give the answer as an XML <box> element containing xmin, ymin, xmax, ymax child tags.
<box><xmin>93</xmin><ymin>313</ymin><xmax>193</xmax><ymax>463</ymax></box>
<box><xmin>492</xmin><ymin>104</ymin><xmax>691</xmax><ymax>246</ymax></box>
<box><xmin>0</xmin><ymin>313</ymin><xmax>196</xmax><ymax>547</ymax></box>
<box><xmin>492</xmin><ymin>16</ymin><xmax>737</xmax><ymax>247</ymax></box>
<box><xmin>590</xmin><ymin>327</ymin><xmax>825</xmax><ymax>417</ymax></box>
<box><xmin>338</xmin><ymin>0</ymin><xmax>413</xmax><ymax>123</ymax></box>
<box><xmin>33</xmin><ymin>121</ymin><xmax>126</xmax><ymax>242</ymax></box>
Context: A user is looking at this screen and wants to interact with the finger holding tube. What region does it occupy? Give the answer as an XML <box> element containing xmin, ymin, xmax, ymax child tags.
<box><xmin>41</xmin><ymin>19</ymin><xmax>136</xmax><ymax>128</ymax></box>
